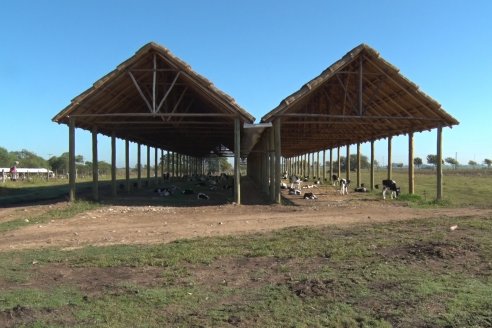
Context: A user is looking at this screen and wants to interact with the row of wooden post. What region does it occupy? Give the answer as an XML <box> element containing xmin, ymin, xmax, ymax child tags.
<box><xmin>68</xmin><ymin>118</ymin><xmax>243</xmax><ymax>204</ymax></box>
<box><xmin>69</xmin><ymin>116</ymin><xmax>443</xmax><ymax>205</ymax></box>
<box><xmin>248</xmin><ymin>123</ymin><xmax>444</xmax><ymax>204</ymax></box>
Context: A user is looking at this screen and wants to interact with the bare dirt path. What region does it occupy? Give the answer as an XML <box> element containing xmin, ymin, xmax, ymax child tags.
<box><xmin>1</xmin><ymin>194</ymin><xmax>491</xmax><ymax>251</ymax></box>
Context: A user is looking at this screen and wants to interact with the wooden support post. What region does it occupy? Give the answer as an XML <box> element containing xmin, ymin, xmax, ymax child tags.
<box><xmin>296</xmin><ymin>156</ymin><xmax>299</xmax><ymax>175</ymax></box>
<box><xmin>313</xmin><ymin>153</ymin><xmax>316</xmax><ymax>178</ymax></box>
<box><xmin>307</xmin><ymin>153</ymin><xmax>311</xmax><ymax>179</ymax></box>
<box><xmin>409</xmin><ymin>133</ymin><xmax>415</xmax><ymax>194</ymax></box>
<box><xmin>92</xmin><ymin>127</ymin><xmax>99</xmax><ymax>201</ymax></box>
<box><xmin>269</xmin><ymin>128</ymin><xmax>275</xmax><ymax>202</ymax></box>
<box><xmin>274</xmin><ymin>118</ymin><xmax>282</xmax><ymax>204</ymax></box>
<box><xmin>68</xmin><ymin>117</ymin><xmax>76</xmax><ymax>202</ymax></box>
<box><xmin>166</xmin><ymin>150</ymin><xmax>170</xmax><ymax>177</ymax></box>
<box><xmin>316</xmin><ymin>151</ymin><xmax>320</xmax><ymax>180</ymax></box>
<box><xmin>154</xmin><ymin>147</ymin><xmax>158</xmax><ymax>185</ymax></box>
<box><xmin>322</xmin><ymin>150</ymin><xmax>326</xmax><ymax>182</ymax></box>
<box><xmin>171</xmin><ymin>152</ymin><xmax>175</xmax><ymax>178</ymax></box>
<box><xmin>137</xmin><ymin>143</ymin><xmax>142</xmax><ymax>188</ymax></box>
<box><xmin>357</xmin><ymin>143</ymin><xmax>361</xmax><ymax>187</ymax></box>
<box><xmin>146</xmin><ymin>145</ymin><xmax>151</xmax><ymax>185</ymax></box>
<box><xmin>370</xmin><ymin>140</ymin><xmax>375</xmax><ymax>191</ymax></box>
<box><xmin>179</xmin><ymin>153</ymin><xmax>181</xmax><ymax>177</ymax></box>
<box><xmin>329</xmin><ymin>149</ymin><xmax>333</xmax><ymax>182</ymax></box>
<box><xmin>125</xmin><ymin>140</ymin><xmax>130</xmax><ymax>192</ymax></box>
<box><xmin>437</xmin><ymin>127</ymin><xmax>443</xmax><ymax>201</ymax></box>
<box><xmin>111</xmin><ymin>132</ymin><xmax>117</xmax><ymax>197</ymax></box>
<box><xmin>337</xmin><ymin>147</ymin><xmax>341</xmax><ymax>178</ymax></box>
<box><xmin>160</xmin><ymin>149</ymin><xmax>164</xmax><ymax>180</ymax></box>
<box><xmin>300</xmin><ymin>154</ymin><xmax>304</xmax><ymax>177</ymax></box>
<box><xmin>234</xmin><ymin>118</ymin><xmax>241</xmax><ymax>205</ymax></box>
<box><xmin>186</xmin><ymin>156</ymin><xmax>190</xmax><ymax>176</ymax></box>
<box><xmin>262</xmin><ymin>137</ymin><xmax>269</xmax><ymax>194</ymax></box>
<box><xmin>346</xmin><ymin>144</ymin><xmax>350</xmax><ymax>181</ymax></box>
<box><xmin>387</xmin><ymin>136</ymin><xmax>392</xmax><ymax>180</ymax></box>
<box><xmin>175</xmin><ymin>153</ymin><xmax>179</xmax><ymax>177</ymax></box>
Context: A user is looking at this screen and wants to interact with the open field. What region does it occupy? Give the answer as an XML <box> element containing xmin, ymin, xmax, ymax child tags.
<box><xmin>0</xmin><ymin>171</ymin><xmax>491</xmax><ymax>327</ymax></box>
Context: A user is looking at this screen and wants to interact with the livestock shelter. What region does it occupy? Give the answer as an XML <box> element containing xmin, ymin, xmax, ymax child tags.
<box><xmin>250</xmin><ymin>44</ymin><xmax>459</xmax><ymax>203</ymax></box>
<box><xmin>53</xmin><ymin>42</ymin><xmax>459</xmax><ymax>204</ymax></box>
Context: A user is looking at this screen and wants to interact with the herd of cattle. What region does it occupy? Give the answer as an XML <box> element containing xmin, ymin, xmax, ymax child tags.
<box><xmin>153</xmin><ymin>173</ymin><xmax>233</xmax><ymax>200</ymax></box>
<box><xmin>151</xmin><ymin>172</ymin><xmax>400</xmax><ymax>202</ymax></box>
<box><xmin>283</xmin><ymin>174</ymin><xmax>401</xmax><ymax>201</ymax></box>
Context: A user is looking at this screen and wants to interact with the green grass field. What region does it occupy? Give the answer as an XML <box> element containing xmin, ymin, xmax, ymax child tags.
<box><xmin>0</xmin><ymin>216</ymin><xmax>491</xmax><ymax>327</ymax></box>
<box><xmin>0</xmin><ymin>169</ymin><xmax>491</xmax><ymax>327</ymax></box>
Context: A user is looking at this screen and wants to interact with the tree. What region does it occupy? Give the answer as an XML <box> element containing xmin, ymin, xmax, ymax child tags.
<box><xmin>468</xmin><ymin>160</ymin><xmax>477</xmax><ymax>167</ymax></box>
<box><xmin>333</xmin><ymin>154</ymin><xmax>370</xmax><ymax>172</ymax></box>
<box><xmin>48</xmin><ymin>152</ymin><xmax>85</xmax><ymax>175</ymax></box>
<box><xmin>8</xmin><ymin>149</ymin><xmax>48</xmax><ymax>168</ymax></box>
<box><xmin>218</xmin><ymin>157</ymin><xmax>233</xmax><ymax>172</ymax></box>
<box><xmin>49</xmin><ymin>153</ymin><xmax>69</xmax><ymax>174</ymax></box>
<box><xmin>0</xmin><ymin>147</ymin><xmax>13</xmax><ymax>167</ymax></box>
<box><xmin>445</xmin><ymin>157</ymin><xmax>458</xmax><ymax>169</ymax></box>
<box><xmin>484</xmin><ymin>159</ymin><xmax>492</xmax><ymax>168</ymax></box>
<box><xmin>414</xmin><ymin>157</ymin><xmax>423</xmax><ymax>168</ymax></box>
<box><xmin>426</xmin><ymin>154</ymin><xmax>443</xmax><ymax>167</ymax></box>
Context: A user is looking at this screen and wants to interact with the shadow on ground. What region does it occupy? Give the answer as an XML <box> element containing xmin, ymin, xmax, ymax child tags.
<box><xmin>0</xmin><ymin>176</ymin><xmax>272</xmax><ymax>208</ymax></box>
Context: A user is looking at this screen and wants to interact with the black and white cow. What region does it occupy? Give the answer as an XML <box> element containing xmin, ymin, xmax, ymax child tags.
<box><xmin>197</xmin><ymin>192</ymin><xmax>210</xmax><ymax>200</ymax></box>
<box><xmin>154</xmin><ymin>187</ymin><xmax>171</xmax><ymax>197</ymax></box>
<box><xmin>288</xmin><ymin>187</ymin><xmax>301</xmax><ymax>195</ymax></box>
<box><xmin>339</xmin><ymin>178</ymin><xmax>350</xmax><ymax>195</ymax></box>
<box><xmin>332</xmin><ymin>174</ymin><xmax>340</xmax><ymax>186</ymax></box>
<box><xmin>290</xmin><ymin>175</ymin><xmax>302</xmax><ymax>190</ymax></box>
<box><xmin>303</xmin><ymin>192</ymin><xmax>317</xmax><ymax>200</ymax></box>
<box><xmin>382</xmin><ymin>179</ymin><xmax>400</xmax><ymax>200</ymax></box>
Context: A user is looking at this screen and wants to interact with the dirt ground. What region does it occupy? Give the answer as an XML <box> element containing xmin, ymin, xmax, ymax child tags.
<box><xmin>1</xmin><ymin>181</ymin><xmax>491</xmax><ymax>252</ymax></box>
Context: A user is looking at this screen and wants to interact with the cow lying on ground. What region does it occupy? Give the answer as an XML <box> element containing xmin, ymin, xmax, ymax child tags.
<box><xmin>155</xmin><ymin>187</ymin><xmax>171</xmax><ymax>196</ymax></box>
<box><xmin>303</xmin><ymin>192</ymin><xmax>317</xmax><ymax>200</ymax></box>
<box><xmin>197</xmin><ymin>192</ymin><xmax>210</xmax><ymax>200</ymax></box>
<box><xmin>288</xmin><ymin>187</ymin><xmax>301</xmax><ymax>195</ymax></box>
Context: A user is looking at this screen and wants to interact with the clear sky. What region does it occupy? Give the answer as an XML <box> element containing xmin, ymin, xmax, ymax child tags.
<box><xmin>1</xmin><ymin>0</ymin><xmax>491</xmax><ymax>167</ymax></box>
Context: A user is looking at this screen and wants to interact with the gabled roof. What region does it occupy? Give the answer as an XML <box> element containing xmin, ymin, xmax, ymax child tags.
<box><xmin>53</xmin><ymin>42</ymin><xmax>255</xmax><ymax>157</ymax></box>
<box><xmin>261</xmin><ymin>44</ymin><xmax>459</xmax><ymax>157</ymax></box>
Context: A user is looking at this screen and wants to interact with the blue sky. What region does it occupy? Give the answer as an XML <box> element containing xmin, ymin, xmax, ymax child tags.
<box><xmin>1</xmin><ymin>0</ymin><xmax>491</xmax><ymax>167</ymax></box>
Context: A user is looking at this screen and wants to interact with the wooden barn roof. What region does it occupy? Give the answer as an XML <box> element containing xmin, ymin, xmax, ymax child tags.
<box><xmin>261</xmin><ymin>44</ymin><xmax>459</xmax><ymax>158</ymax></box>
<box><xmin>52</xmin><ymin>42</ymin><xmax>255</xmax><ymax>157</ymax></box>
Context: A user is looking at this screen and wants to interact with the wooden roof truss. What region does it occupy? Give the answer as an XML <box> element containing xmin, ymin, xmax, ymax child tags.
<box><xmin>261</xmin><ymin>44</ymin><xmax>459</xmax><ymax>158</ymax></box>
<box><xmin>53</xmin><ymin>43</ymin><xmax>255</xmax><ymax>157</ymax></box>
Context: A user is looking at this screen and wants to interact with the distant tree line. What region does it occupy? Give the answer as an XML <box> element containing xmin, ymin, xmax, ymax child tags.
<box><xmin>0</xmin><ymin>147</ymin><xmax>48</xmax><ymax>168</ymax></box>
<box><xmin>0</xmin><ymin>147</ymin><xmax>111</xmax><ymax>177</ymax></box>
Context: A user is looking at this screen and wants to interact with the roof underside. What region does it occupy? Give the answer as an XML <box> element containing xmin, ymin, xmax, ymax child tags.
<box><xmin>52</xmin><ymin>42</ymin><xmax>255</xmax><ymax>157</ymax></box>
<box><xmin>261</xmin><ymin>44</ymin><xmax>459</xmax><ymax>158</ymax></box>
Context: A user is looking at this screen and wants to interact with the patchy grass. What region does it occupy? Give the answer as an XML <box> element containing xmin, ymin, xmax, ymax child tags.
<box><xmin>357</xmin><ymin>168</ymin><xmax>492</xmax><ymax>207</ymax></box>
<box><xmin>0</xmin><ymin>201</ymin><xmax>99</xmax><ymax>233</ymax></box>
<box><xmin>1</xmin><ymin>215</ymin><xmax>491</xmax><ymax>327</ymax></box>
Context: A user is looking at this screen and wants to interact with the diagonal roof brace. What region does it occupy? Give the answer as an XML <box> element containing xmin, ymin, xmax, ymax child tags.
<box><xmin>128</xmin><ymin>71</ymin><xmax>153</xmax><ymax>112</ymax></box>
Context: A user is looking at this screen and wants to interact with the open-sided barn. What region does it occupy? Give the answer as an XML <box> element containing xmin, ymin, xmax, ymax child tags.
<box><xmin>53</xmin><ymin>42</ymin><xmax>458</xmax><ymax>204</ymax></box>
